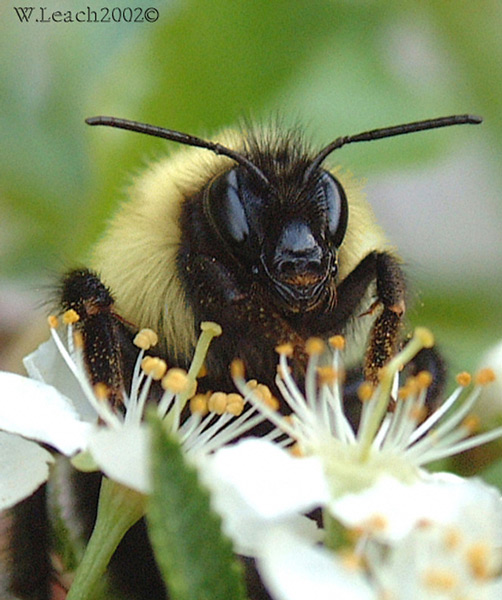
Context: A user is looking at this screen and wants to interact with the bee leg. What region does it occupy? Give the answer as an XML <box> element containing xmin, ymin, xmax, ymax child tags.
<box><xmin>364</xmin><ymin>252</ymin><xmax>406</xmax><ymax>383</ymax></box>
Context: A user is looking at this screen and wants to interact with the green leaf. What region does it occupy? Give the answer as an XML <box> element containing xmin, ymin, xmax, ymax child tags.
<box><xmin>147</xmin><ymin>414</ymin><xmax>247</xmax><ymax>600</ymax></box>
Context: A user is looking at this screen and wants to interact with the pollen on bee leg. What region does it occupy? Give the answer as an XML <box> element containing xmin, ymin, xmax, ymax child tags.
<box><xmin>162</xmin><ymin>367</ymin><xmax>190</xmax><ymax>394</ymax></box>
<box><xmin>62</xmin><ymin>309</ymin><xmax>80</xmax><ymax>325</ymax></box>
<box><xmin>141</xmin><ymin>356</ymin><xmax>167</xmax><ymax>380</ymax></box>
<box><xmin>134</xmin><ymin>328</ymin><xmax>158</xmax><ymax>350</ymax></box>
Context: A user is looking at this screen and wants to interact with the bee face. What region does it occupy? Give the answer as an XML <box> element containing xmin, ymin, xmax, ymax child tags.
<box><xmin>203</xmin><ymin>165</ymin><xmax>348</xmax><ymax>312</ymax></box>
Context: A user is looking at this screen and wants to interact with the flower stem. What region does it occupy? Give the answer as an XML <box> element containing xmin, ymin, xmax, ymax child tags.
<box><xmin>66</xmin><ymin>478</ymin><xmax>146</xmax><ymax>600</ymax></box>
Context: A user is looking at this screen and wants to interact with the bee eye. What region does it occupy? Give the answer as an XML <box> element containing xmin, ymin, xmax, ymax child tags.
<box><xmin>318</xmin><ymin>171</ymin><xmax>348</xmax><ymax>248</ymax></box>
<box><xmin>204</xmin><ymin>168</ymin><xmax>265</xmax><ymax>263</ymax></box>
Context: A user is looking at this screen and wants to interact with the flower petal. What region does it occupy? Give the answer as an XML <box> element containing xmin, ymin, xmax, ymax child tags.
<box><xmin>0</xmin><ymin>371</ymin><xmax>92</xmax><ymax>455</ymax></box>
<box><xmin>203</xmin><ymin>439</ymin><xmax>329</xmax><ymax>520</ymax></box>
<box><xmin>0</xmin><ymin>431</ymin><xmax>54</xmax><ymax>510</ymax></box>
<box><xmin>24</xmin><ymin>337</ymin><xmax>98</xmax><ymax>423</ymax></box>
<box><xmin>258</xmin><ymin>525</ymin><xmax>374</xmax><ymax>600</ymax></box>
<box><xmin>87</xmin><ymin>426</ymin><xmax>151</xmax><ymax>494</ymax></box>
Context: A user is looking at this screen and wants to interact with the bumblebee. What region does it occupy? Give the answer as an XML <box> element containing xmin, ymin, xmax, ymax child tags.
<box><xmin>5</xmin><ymin>113</ymin><xmax>481</xmax><ymax>600</ymax></box>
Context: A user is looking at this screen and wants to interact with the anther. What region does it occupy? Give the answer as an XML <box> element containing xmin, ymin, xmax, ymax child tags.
<box><xmin>208</xmin><ymin>392</ymin><xmax>227</xmax><ymax>415</ymax></box>
<box><xmin>48</xmin><ymin>315</ymin><xmax>59</xmax><ymax>329</ymax></box>
<box><xmin>230</xmin><ymin>359</ymin><xmax>245</xmax><ymax>379</ymax></box>
<box><xmin>357</xmin><ymin>381</ymin><xmax>374</xmax><ymax>402</ymax></box>
<box><xmin>94</xmin><ymin>382</ymin><xmax>110</xmax><ymax>401</ymax></box>
<box><xmin>456</xmin><ymin>371</ymin><xmax>472</xmax><ymax>387</ymax></box>
<box><xmin>305</xmin><ymin>337</ymin><xmax>325</xmax><ymax>356</ymax></box>
<box><xmin>141</xmin><ymin>356</ymin><xmax>167</xmax><ymax>380</ymax></box>
<box><xmin>317</xmin><ymin>366</ymin><xmax>338</xmax><ymax>386</ymax></box>
<box><xmin>275</xmin><ymin>343</ymin><xmax>294</xmax><ymax>357</ymax></box>
<box><xmin>329</xmin><ymin>335</ymin><xmax>345</xmax><ymax>351</ymax></box>
<box><xmin>475</xmin><ymin>368</ymin><xmax>496</xmax><ymax>386</ymax></box>
<box><xmin>190</xmin><ymin>393</ymin><xmax>210</xmax><ymax>416</ymax></box>
<box><xmin>162</xmin><ymin>368</ymin><xmax>190</xmax><ymax>393</ymax></box>
<box><xmin>63</xmin><ymin>309</ymin><xmax>80</xmax><ymax>325</ymax></box>
<box><xmin>414</xmin><ymin>327</ymin><xmax>435</xmax><ymax>349</ymax></box>
<box><xmin>134</xmin><ymin>328</ymin><xmax>159</xmax><ymax>350</ymax></box>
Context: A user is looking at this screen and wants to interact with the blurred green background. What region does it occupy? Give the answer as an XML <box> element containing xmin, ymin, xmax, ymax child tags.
<box><xmin>1</xmin><ymin>0</ymin><xmax>501</xmax><ymax>378</ymax></box>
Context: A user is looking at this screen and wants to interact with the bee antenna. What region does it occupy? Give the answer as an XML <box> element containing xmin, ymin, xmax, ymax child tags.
<box><xmin>304</xmin><ymin>114</ymin><xmax>483</xmax><ymax>183</ymax></box>
<box><xmin>85</xmin><ymin>116</ymin><xmax>272</xmax><ymax>188</ymax></box>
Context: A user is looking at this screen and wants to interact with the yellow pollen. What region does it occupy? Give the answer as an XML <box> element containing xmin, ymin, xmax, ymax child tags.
<box><xmin>357</xmin><ymin>381</ymin><xmax>374</xmax><ymax>402</ymax></box>
<box><xmin>339</xmin><ymin>549</ymin><xmax>363</xmax><ymax>571</ymax></box>
<box><xmin>443</xmin><ymin>527</ymin><xmax>462</xmax><ymax>550</ymax></box>
<box><xmin>410</xmin><ymin>405</ymin><xmax>427</xmax><ymax>423</ymax></box>
<box><xmin>162</xmin><ymin>368</ymin><xmax>189</xmax><ymax>393</ymax></box>
<box><xmin>48</xmin><ymin>315</ymin><xmax>59</xmax><ymax>328</ymax></box>
<box><xmin>456</xmin><ymin>371</ymin><xmax>472</xmax><ymax>387</ymax></box>
<box><xmin>466</xmin><ymin>542</ymin><xmax>491</xmax><ymax>579</ymax></box>
<box><xmin>208</xmin><ymin>392</ymin><xmax>227</xmax><ymax>415</ymax></box>
<box><xmin>329</xmin><ymin>334</ymin><xmax>345</xmax><ymax>351</ymax></box>
<box><xmin>475</xmin><ymin>368</ymin><xmax>496</xmax><ymax>386</ymax></box>
<box><xmin>230</xmin><ymin>359</ymin><xmax>245</xmax><ymax>379</ymax></box>
<box><xmin>189</xmin><ymin>393</ymin><xmax>210</xmax><ymax>416</ymax></box>
<box><xmin>462</xmin><ymin>414</ymin><xmax>480</xmax><ymax>434</ymax></box>
<box><xmin>422</xmin><ymin>568</ymin><xmax>457</xmax><ymax>590</ymax></box>
<box><xmin>201</xmin><ymin>321</ymin><xmax>222</xmax><ymax>337</ymax></box>
<box><xmin>63</xmin><ymin>309</ymin><xmax>80</xmax><ymax>325</ymax></box>
<box><xmin>416</xmin><ymin>370</ymin><xmax>433</xmax><ymax>389</ymax></box>
<box><xmin>94</xmin><ymin>382</ymin><xmax>109</xmax><ymax>400</ymax></box>
<box><xmin>254</xmin><ymin>384</ymin><xmax>280</xmax><ymax>411</ymax></box>
<box><xmin>305</xmin><ymin>337</ymin><xmax>325</xmax><ymax>356</ymax></box>
<box><xmin>275</xmin><ymin>343</ymin><xmax>294</xmax><ymax>357</ymax></box>
<box><xmin>141</xmin><ymin>356</ymin><xmax>167</xmax><ymax>380</ymax></box>
<box><xmin>364</xmin><ymin>514</ymin><xmax>388</xmax><ymax>532</ymax></box>
<box><xmin>134</xmin><ymin>328</ymin><xmax>158</xmax><ymax>350</ymax></box>
<box><xmin>317</xmin><ymin>366</ymin><xmax>338</xmax><ymax>386</ymax></box>
<box><xmin>73</xmin><ymin>330</ymin><xmax>84</xmax><ymax>350</ymax></box>
<box><xmin>289</xmin><ymin>443</ymin><xmax>304</xmax><ymax>457</ymax></box>
<box><xmin>414</xmin><ymin>327</ymin><xmax>435</xmax><ymax>349</ymax></box>
<box><xmin>197</xmin><ymin>363</ymin><xmax>208</xmax><ymax>378</ymax></box>
<box><xmin>226</xmin><ymin>393</ymin><xmax>245</xmax><ymax>416</ymax></box>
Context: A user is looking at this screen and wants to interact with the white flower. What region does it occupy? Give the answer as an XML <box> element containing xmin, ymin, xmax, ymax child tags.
<box><xmin>0</xmin><ymin>317</ymin><xmax>265</xmax><ymax>504</ymax></box>
<box><xmin>231</xmin><ymin>328</ymin><xmax>502</xmax><ymax>536</ymax></box>
<box><xmin>258</xmin><ymin>478</ymin><xmax>502</xmax><ymax>600</ymax></box>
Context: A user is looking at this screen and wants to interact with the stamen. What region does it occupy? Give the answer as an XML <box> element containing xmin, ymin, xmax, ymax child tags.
<box><xmin>162</xmin><ymin>368</ymin><xmax>190</xmax><ymax>394</ymax></box>
<box><xmin>134</xmin><ymin>328</ymin><xmax>158</xmax><ymax>350</ymax></box>
<box><xmin>275</xmin><ymin>343</ymin><xmax>294</xmax><ymax>357</ymax></box>
<box><xmin>63</xmin><ymin>309</ymin><xmax>80</xmax><ymax>325</ymax></box>
<box><xmin>305</xmin><ymin>337</ymin><xmax>325</xmax><ymax>356</ymax></box>
<box><xmin>456</xmin><ymin>371</ymin><xmax>472</xmax><ymax>387</ymax></box>
<box><xmin>475</xmin><ymin>368</ymin><xmax>496</xmax><ymax>386</ymax></box>
<box><xmin>208</xmin><ymin>392</ymin><xmax>227</xmax><ymax>415</ymax></box>
<box><xmin>141</xmin><ymin>356</ymin><xmax>167</xmax><ymax>381</ymax></box>
<box><xmin>189</xmin><ymin>393</ymin><xmax>210</xmax><ymax>416</ymax></box>
<box><xmin>329</xmin><ymin>335</ymin><xmax>345</xmax><ymax>351</ymax></box>
<box><xmin>48</xmin><ymin>315</ymin><xmax>59</xmax><ymax>328</ymax></box>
